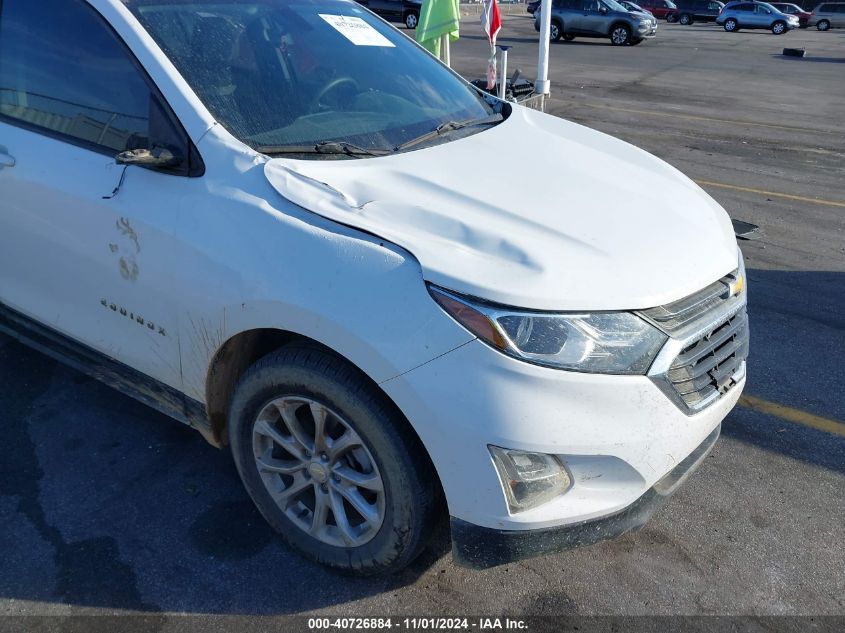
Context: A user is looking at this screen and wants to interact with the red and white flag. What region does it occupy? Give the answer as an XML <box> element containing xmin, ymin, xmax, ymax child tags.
<box><xmin>481</xmin><ymin>0</ymin><xmax>501</xmax><ymax>90</ymax></box>
<box><xmin>481</xmin><ymin>0</ymin><xmax>502</xmax><ymax>46</ymax></box>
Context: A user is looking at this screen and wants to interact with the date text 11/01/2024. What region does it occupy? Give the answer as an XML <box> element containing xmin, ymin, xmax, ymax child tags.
<box><xmin>307</xmin><ymin>618</ymin><xmax>529</xmax><ymax>630</ymax></box>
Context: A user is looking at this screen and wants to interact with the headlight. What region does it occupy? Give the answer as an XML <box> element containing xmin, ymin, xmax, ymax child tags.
<box><xmin>429</xmin><ymin>286</ymin><xmax>667</xmax><ymax>374</ymax></box>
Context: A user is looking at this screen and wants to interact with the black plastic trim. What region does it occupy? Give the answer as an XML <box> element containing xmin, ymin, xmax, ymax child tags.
<box><xmin>451</xmin><ymin>424</ymin><xmax>722</xmax><ymax>569</ymax></box>
<box><xmin>0</xmin><ymin>301</ymin><xmax>211</xmax><ymax>438</ymax></box>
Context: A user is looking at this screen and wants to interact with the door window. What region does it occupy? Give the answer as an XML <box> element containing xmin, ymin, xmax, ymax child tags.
<box><xmin>0</xmin><ymin>0</ymin><xmax>153</xmax><ymax>154</ymax></box>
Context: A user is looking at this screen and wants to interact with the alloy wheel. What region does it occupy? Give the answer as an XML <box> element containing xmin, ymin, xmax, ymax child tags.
<box><xmin>405</xmin><ymin>13</ymin><xmax>418</xmax><ymax>29</ymax></box>
<box><xmin>611</xmin><ymin>26</ymin><xmax>630</xmax><ymax>44</ymax></box>
<box><xmin>252</xmin><ymin>396</ymin><xmax>386</xmax><ymax>548</ymax></box>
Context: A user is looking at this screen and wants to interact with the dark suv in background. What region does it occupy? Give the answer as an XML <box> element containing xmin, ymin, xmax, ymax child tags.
<box><xmin>670</xmin><ymin>0</ymin><xmax>726</xmax><ymax>22</ymax></box>
<box><xmin>355</xmin><ymin>0</ymin><xmax>421</xmax><ymax>29</ymax></box>
<box><xmin>535</xmin><ymin>0</ymin><xmax>659</xmax><ymax>44</ymax></box>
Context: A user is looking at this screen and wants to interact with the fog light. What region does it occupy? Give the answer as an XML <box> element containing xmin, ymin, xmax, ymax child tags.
<box><xmin>489</xmin><ymin>446</ymin><xmax>571</xmax><ymax>513</ymax></box>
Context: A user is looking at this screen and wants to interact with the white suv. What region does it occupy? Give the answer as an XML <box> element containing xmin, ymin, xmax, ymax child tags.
<box><xmin>0</xmin><ymin>0</ymin><xmax>748</xmax><ymax>574</ymax></box>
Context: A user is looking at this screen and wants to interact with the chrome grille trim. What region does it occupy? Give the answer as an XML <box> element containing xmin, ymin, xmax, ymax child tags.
<box><xmin>640</xmin><ymin>268</ymin><xmax>743</xmax><ymax>335</ymax></box>
<box><xmin>644</xmin><ymin>271</ymin><xmax>749</xmax><ymax>415</ymax></box>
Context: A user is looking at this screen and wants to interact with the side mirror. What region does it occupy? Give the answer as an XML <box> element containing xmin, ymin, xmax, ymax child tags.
<box><xmin>599</xmin><ymin>5</ymin><xmax>609</xmax><ymax>12</ymax></box>
<box><xmin>116</xmin><ymin>147</ymin><xmax>182</xmax><ymax>169</ymax></box>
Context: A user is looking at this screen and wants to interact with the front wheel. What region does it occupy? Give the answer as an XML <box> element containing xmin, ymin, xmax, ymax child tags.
<box><xmin>724</xmin><ymin>18</ymin><xmax>738</xmax><ymax>31</ymax></box>
<box><xmin>610</xmin><ymin>24</ymin><xmax>631</xmax><ymax>45</ymax></box>
<box><xmin>228</xmin><ymin>345</ymin><xmax>440</xmax><ymax>575</ymax></box>
<box><xmin>550</xmin><ymin>21</ymin><xmax>563</xmax><ymax>41</ymax></box>
<box><xmin>816</xmin><ymin>19</ymin><xmax>830</xmax><ymax>31</ymax></box>
<box><xmin>771</xmin><ymin>20</ymin><xmax>787</xmax><ymax>34</ymax></box>
<box><xmin>404</xmin><ymin>11</ymin><xmax>418</xmax><ymax>29</ymax></box>
<box><xmin>679</xmin><ymin>13</ymin><xmax>692</xmax><ymax>25</ymax></box>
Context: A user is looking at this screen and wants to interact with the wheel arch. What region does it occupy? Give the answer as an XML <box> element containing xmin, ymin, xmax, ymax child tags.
<box><xmin>203</xmin><ymin>327</ymin><xmax>447</xmax><ymax>510</ymax></box>
<box><xmin>609</xmin><ymin>19</ymin><xmax>632</xmax><ymax>36</ymax></box>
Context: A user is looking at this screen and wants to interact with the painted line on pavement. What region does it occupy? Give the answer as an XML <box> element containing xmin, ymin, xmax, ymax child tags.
<box><xmin>738</xmin><ymin>395</ymin><xmax>845</xmax><ymax>438</ymax></box>
<box><xmin>695</xmin><ymin>180</ymin><xmax>845</xmax><ymax>209</ymax></box>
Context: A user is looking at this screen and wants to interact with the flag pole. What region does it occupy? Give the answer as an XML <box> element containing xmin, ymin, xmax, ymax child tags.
<box><xmin>441</xmin><ymin>33</ymin><xmax>451</xmax><ymax>66</ymax></box>
<box><xmin>536</xmin><ymin>0</ymin><xmax>552</xmax><ymax>96</ymax></box>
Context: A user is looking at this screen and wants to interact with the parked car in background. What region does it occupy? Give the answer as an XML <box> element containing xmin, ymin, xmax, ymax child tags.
<box><xmin>535</xmin><ymin>0</ymin><xmax>659</xmax><ymax>44</ymax></box>
<box><xmin>670</xmin><ymin>0</ymin><xmax>725</xmax><ymax>23</ymax></box>
<box><xmin>717</xmin><ymin>1</ymin><xmax>799</xmax><ymax>32</ymax></box>
<box><xmin>620</xmin><ymin>0</ymin><xmax>655</xmax><ymax>14</ymax></box>
<box><xmin>808</xmin><ymin>2</ymin><xmax>845</xmax><ymax>29</ymax></box>
<box><xmin>355</xmin><ymin>0</ymin><xmax>421</xmax><ymax>28</ymax></box>
<box><xmin>638</xmin><ymin>0</ymin><xmax>678</xmax><ymax>19</ymax></box>
<box><xmin>769</xmin><ymin>2</ymin><xmax>811</xmax><ymax>26</ymax></box>
<box><xmin>528</xmin><ymin>0</ymin><xmax>542</xmax><ymax>13</ymax></box>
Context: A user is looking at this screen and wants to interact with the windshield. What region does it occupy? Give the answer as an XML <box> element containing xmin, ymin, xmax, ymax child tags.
<box><xmin>602</xmin><ymin>0</ymin><xmax>633</xmax><ymax>12</ymax></box>
<box><xmin>125</xmin><ymin>0</ymin><xmax>495</xmax><ymax>155</ymax></box>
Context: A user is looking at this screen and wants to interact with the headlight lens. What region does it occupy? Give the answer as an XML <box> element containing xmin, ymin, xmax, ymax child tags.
<box><xmin>429</xmin><ymin>286</ymin><xmax>667</xmax><ymax>374</ymax></box>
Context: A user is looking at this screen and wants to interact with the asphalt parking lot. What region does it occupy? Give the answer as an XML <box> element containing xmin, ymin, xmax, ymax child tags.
<box><xmin>1</xmin><ymin>12</ymin><xmax>844</xmax><ymax>627</ymax></box>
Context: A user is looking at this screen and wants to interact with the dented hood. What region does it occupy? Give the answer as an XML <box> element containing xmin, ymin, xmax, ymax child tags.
<box><xmin>264</xmin><ymin>106</ymin><xmax>737</xmax><ymax>311</ymax></box>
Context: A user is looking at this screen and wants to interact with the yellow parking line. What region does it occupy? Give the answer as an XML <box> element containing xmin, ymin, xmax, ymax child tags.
<box><xmin>554</xmin><ymin>99</ymin><xmax>829</xmax><ymax>135</ymax></box>
<box><xmin>694</xmin><ymin>180</ymin><xmax>845</xmax><ymax>209</ymax></box>
<box><xmin>738</xmin><ymin>395</ymin><xmax>845</xmax><ymax>438</ymax></box>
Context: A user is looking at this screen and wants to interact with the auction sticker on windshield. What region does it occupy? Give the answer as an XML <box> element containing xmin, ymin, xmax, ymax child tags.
<box><xmin>319</xmin><ymin>14</ymin><xmax>395</xmax><ymax>47</ymax></box>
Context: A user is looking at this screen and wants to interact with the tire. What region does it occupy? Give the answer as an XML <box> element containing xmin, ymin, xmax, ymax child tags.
<box><xmin>816</xmin><ymin>19</ymin><xmax>830</xmax><ymax>31</ymax></box>
<box><xmin>404</xmin><ymin>11</ymin><xmax>418</xmax><ymax>29</ymax></box>
<box><xmin>666</xmin><ymin>13</ymin><xmax>678</xmax><ymax>22</ymax></box>
<box><xmin>610</xmin><ymin>23</ymin><xmax>631</xmax><ymax>45</ymax></box>
<box><xmin>724</xmin><ymin>17</ymin><xmax>738</xmax><ymax>31</ymax></box>
<box><xmin>679</xmin><ymin>13</ymin><xmax>692</xmax><ymax>25</ymax></box>
<box><xmin>228</xmin><ymin>345</ymin><xmax>440</xmax><ymax>575</ymax></box>
<box><xmin>550</xmin><ymin>20</ymin><xmax>563</xmax><ymax>41</ymax></box>
<box><xmin>563</xmin><ymin>33</ymin><xmax>576</xmax><ymax>41</ymax></box>
<box><xmin>771</xmin><ymin>20</ymin><xmax>787</xmax><ymax>34</ymax></box>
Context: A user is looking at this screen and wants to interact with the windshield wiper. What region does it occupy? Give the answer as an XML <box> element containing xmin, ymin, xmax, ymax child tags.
<box><xmin>255</xmin><ymin>141</ymin><xmax>391</xmax><ymax>158</ymax></box>
<box><xmin>393</xmin><ymin>114</ymin><xmax>504</xmax><ymax>152</ymax></box>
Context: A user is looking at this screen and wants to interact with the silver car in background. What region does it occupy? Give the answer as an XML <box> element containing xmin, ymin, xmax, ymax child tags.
<box><xmin>716</xmin><ymin>0</ymin><xmax>800</xmax><ymax>32</ymax></box>
<box><xmin>808</xmin><ymin>2</ymin><xmax>845</xmax><ymax>29</ymax></box>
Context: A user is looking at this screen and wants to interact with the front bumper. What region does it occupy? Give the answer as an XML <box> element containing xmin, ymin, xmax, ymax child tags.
<box><xmin>452</xmin><ymin>422</ymin><xmax>721</xmax><ymax>568</ymax></box>
<box><xmin>380</xmin><ymin>335</ymin><xmax>744</xmax><ymax>532</ymax></box>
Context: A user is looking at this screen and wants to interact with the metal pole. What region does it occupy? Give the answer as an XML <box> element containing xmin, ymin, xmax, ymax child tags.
<box><xmin>498</xmin><ymin>46</ymin><xmax>511</xmax><ymax>100</ymax></box>
<box><xmin>441</xmin><ymin>33</ymin><xmax>450</xmax><ymax>67</ymax></box>
<box><xmin>536</xmin><ymin>0</ymin><xmax>552</xmax><ymax>96</ymax></box>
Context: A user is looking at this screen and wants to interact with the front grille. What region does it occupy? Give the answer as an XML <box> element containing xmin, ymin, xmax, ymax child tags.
<box><xmin>641</xmin><ymin>266</ymin><xmax>749</xmax><ymax>413</ymax></box>
<box><xmin>666</xmin><ymin>309</ymin><xmax>749</xmax><ymax>411</ymax></box>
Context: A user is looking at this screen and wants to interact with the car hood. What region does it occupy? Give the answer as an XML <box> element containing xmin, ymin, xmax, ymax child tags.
<box><xmin>264</xmin><ymin>106</ymin><xmax>737</xmax><ymax>311</ymax></box>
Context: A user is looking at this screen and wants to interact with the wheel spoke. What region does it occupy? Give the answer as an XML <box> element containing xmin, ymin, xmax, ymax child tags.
<box><xmin>310</xmin><ymin>489</ymin><xmax>331</xmax><ymax>536</ymax></box>
<box><xmin>333</xmin><ymin>483</ymin><xmax>380</xmax><ymax>527</ymax></box>
<box><xmin>334</xmin><ymin>465</ymin><xmax>383</xmax><ymax>492</ymax></box>
<box><xmin>328</xmin><ymin>489</ymin><xmax>357</xmax><ymax>546</ymax></box>
<box><xmin>275</xmin><ymin>472</ymin><xmax>312</xmax><ymax>509</ymax></box>
<box><xmin>310</xmin><ymin>402</ymin><xmax>329</xmax><ymax>453</ymax></box>
<box><xmin>277</xmin><ymin>402</ymin><xmax>315</xmax><ymax>453</ymax></box>
<box><xmin>327</xmin><ymin>431</ymin><xmax>360</xmax><ymax>460</ymax></box>
<box><xmin>256</xmin><ymin>450</ymin><xmax>305</xmax><ymax>475</ymax></box>
<box><xmin>255</xmin><ymin>419</ymin><xmax>305</xmax><ymax>460</ymax></box>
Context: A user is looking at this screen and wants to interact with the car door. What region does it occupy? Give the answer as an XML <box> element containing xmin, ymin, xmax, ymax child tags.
<box><xmin>0</xmin><ymin>0</ymin><xmax>200</xmax><ymax>392</ymax></box>
<box><xmin>753</xmin><ymin>3</ymin><xmax>773</xmax><ymax>25</ymax></box>
<box><xmin>833</xmin><ymin>3</ymin><xmax>845</xmax><ymax>26</ymax></box>
<box><xmin>571</xmin><ymin>0</ymin><xmax>608</xmax><ymax>33</ymax></box>
<box><xmin>369</xmin><ymin>0</ymin><xmax>402</xmax><ymax>20</ymax></box>
<box><xmin>732</xmin><ymin>2</ymin><xmax>755</xmax><ymax>23</ymax></box>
